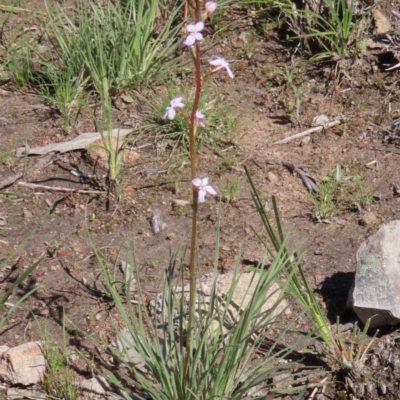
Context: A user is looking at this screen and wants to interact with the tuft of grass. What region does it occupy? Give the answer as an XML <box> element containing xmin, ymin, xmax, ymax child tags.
<box><xmin>0</xmin><ymin>203</ymin><xmax>55</xmax><ymax>332</ymax></box>
<box><xmin>39</xmin><ymin>315</ymin><xmax>79</xmax><ymax>400</ymax></box>
<box><xmin>89</xmin><ymin>213</ymin><xmax>322</xmax><ymax>400</ymax></box>
<box><xmin>309</xmin><ymin>165</ymin><xmax>377</xmax><ymax>222</ymax></box>
<box><xmin>309</xmin><ymin>164</ymin><xmax>354</xmax><ymax>222</ymax></box>
<box><xmin>283</xmin><ymin>0</ymin><xmax>369</xmax><ymax>61</ymax></box>
<box><xmin>44</xmin><ymin>0</ymin><xmax>184</xmax><ymax>101</ymax></box>
<box><xmin>351</xmin><ymin>175</ymin><xmax>377</xmax><ymax>210</ymax></box>
<box><xmin>221</xmin><ymin>177</ymin><xmax>240</xmax><ymax>203</ymax></box>
<box><xmin>37</xmin><ymin>66</ymin><xmax>88</xmax><ymax>131</ymax></box>
<box><xmin>5</xmin><ymin>42</ymin><xmax>34</xmax><ymax>89</ymax></box>
<box><xmin>246</xmin><ymin>166</ymin><xmax>378</xmax><ymax>380</ymax></box>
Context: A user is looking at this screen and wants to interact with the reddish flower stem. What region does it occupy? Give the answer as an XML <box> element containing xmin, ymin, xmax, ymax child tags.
<box><xmin>184</xmin><ymin>0</ymin><xmax>203</xmax><ymax>384</ymax></box>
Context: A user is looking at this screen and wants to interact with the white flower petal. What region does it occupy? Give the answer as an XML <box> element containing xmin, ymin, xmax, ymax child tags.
<box><xmin>171</xmin><ymin>97</ymin><xmax>184</xmax><ymax>108</ymax></box>
<box><xmin>195</xmin><ymin>21</ymin><xmax>204</xmax><ymax>31</ymax></box>
<box><xmin>194</xmin><ymin>32</ymin><xmax>203</xmax><ymax>41</ymax></box>
<box><xmin>192</xmin><ymin>178</ymin><xmax>203</xmax><ymax>187</ymax></box>
<box><xmin>201</xmin><ymin>177</ymin><xmax>209</xmax><ymax>185</ymax></box>
<box><xmin>163</xmin><ymin>107</ymin><xmax>176</xmax><ymax>120</ymax></box>
<box><xmin>198</xmin><ymin>189</ymin><xmax>206</xmax><ymax>203</ymax></box>
<box><xmin>226</xmin><ymin>65</ymin><xmax>234</xmax><ymax>79</ymax></box>
<box><xmin>186</xmin><ymin>23</ymin><xmax>196</xmax><ymax>33</ymax></box>
<box><xmin>184</xmin><ymin>35</ymin><xmax>196</xmax><ymax>47</ymax></box>
<box><xmin>205</xmin><ymin>185</ymin><xmax>217</xmax><ymax>196</ymax></box>
<box><xmin>209</xmin><ymin>57</ymin><xmax>225</xmax><ymax>66</ymax></box>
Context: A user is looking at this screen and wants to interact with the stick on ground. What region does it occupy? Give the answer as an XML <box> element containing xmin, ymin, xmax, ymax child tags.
<box><xmin>273</xmin><ymin>118</ymin><xmax>346</xmax><ymax>145</ymax></box>
<box><xmin>18</xmin><ymin>182</ymin><xmax>105</xmax><ymax>194</ymax></box>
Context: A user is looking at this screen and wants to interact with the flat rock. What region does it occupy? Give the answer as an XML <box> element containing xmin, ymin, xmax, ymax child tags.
<box><xmin>348</xmin><ymin>220</ymin><xmax>400</xmax><ymax>328</ymax></box>
<box><xmin>0</xmin><ymin>342</ymin><xmax>45</xmax><ymax>386</ymax></box>
<box><xmin>79</xmin><ymin>375</ymin><xmax>110</xmax><ymax>395</ymax></box>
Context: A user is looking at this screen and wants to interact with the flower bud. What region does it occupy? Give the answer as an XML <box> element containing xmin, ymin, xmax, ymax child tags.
<box><xmin>205</xmin><ymin>1</ymin><xmax>217</xmax><ymax>14</ymax></box>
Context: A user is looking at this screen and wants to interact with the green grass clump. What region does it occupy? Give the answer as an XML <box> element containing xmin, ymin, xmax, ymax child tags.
<box><xmin>43</xmin><ymin>0</ymin><xmax>183</xmax><ymax>101</ymax></box>
<box><xmin>40</xmin><ymin>315</ymin><xmax>79</xmax><ymax>400</ymax></box>
<box><xmin>309</xmin><ymin>164</ymin><xmax>377</xmax><ymax>222</ymax></box>
<box><xmin>282</xmin><ymin>0</ymin><xmax>369</xmax><ymax>61</ymax></box>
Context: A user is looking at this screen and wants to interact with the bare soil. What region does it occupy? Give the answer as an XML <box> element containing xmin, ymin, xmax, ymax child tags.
<box><xmin>2</xmin><ymin>1</ymin><xmax>400</xmax><ymax>398</ymax></box>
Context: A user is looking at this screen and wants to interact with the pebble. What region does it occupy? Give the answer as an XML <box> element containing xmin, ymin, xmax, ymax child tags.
<box><xmin>0</xmin><ymin>117</ymin><xmax>11</xmax><ymax>126</ymax></box>
<box><xmin>266</xmin><ymin>172</ymin><xmax>278</xmax><ymax>183</ymax></box>
<box><xmin>172</xmin><ymin>199</ymin><xmax>190</xmax><ymax>208</ymax></box>
<box><xmin>22</xmin><ymin>208</ymin><xmax>32</xmax><ymax>219</ymax></box>
<box><xmin>359</xmin><ymin>211</ymin><xmax>378</xmax><ymax>226</ymax></box>
<box><xmin>332</xmin><ymin>216</ymin><xmax>346</xmax><ymax>226</ymax></box>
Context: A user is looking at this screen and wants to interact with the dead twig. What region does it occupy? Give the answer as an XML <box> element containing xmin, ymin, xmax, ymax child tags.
<box><xmin>0</xmin><ymin>5</ymin><xmax>46</xmax><ymax>15</ymax></box>
<box><xmin>281</xmin><ymin>160</ymin><xmax>320</xmax><ymax>193</ymax></box>
<box><xmin>17</xmin><ymin>182</ymin><xmax>105</xmax><ymax>194</ymax></box>
<box><xmin>273</xmin><ymin>118</ymin><xmax>346</xmax><ymax>145</ymax></box>
<box><xmin>267</xmin><ymin>159</ymin><xmax>320</xmax><ymax>193</ymax></box>
<box><xmin>0</xmin><ymin>152</ymin><xmax>55</xmax><ymax>190</ymax></box>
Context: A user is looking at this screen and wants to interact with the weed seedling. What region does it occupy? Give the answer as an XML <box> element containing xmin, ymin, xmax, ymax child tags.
<box><xmin>222</xmin><ymin>177</ymin><xmax>240</xmax><ymax>203</ymax></box>
<box><xmin>310</xmin><ymin>164</ymin><xmax>354</xmax><ymax>222</ymax></box>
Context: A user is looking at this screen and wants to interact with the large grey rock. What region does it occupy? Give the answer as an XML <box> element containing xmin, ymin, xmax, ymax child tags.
<box><xmin>348</xmin><ymin>220</ymin><xmax>400</xmax><ymax>328</ymax></box>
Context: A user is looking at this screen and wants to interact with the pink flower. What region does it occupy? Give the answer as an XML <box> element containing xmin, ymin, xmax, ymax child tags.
<box><xmin>195</xmin><ymin>110</ymin><xmax>206</xmax><ymax>127</ymax></box>
<box><xmin>163</xmin><ymin>97</ymin><xmax>184</xmax><ymax>120</ymax></box>
<box><xmin>192</xmin><ymin>177</ymin><xmax>217</xmax><ymax>203</ymax></box>
<box><xmin>209</xmin><ymin>56</ymin><xmax>234</xmax><ymax>79</ymax></box>
<box><xmin>183</xmin><ymin>21</ymin><xmax>204</xmax><ymax>47</ymax></box>
<box><xmin>205</xmin><ymin>2</ymin><xmax>217</xmax><ymax>14</ymax></box>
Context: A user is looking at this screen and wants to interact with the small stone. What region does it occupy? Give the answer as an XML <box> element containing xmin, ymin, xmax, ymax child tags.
<box><xmin>372</xmin><ymin>9</ymin><xmax>391</xmax><ymax>34</ymax></box>
<box><xmin>0</xmin><ymin>117</ymin><xmax>11</xmax><ymax>126</ymax></box>
<box><xmin>115</xmin><ymin>331</ymin><xmax>148</xmax><ymax>373</ymax></box>
<box><xmin>21</xmin><ymin>209</ymin><xmax>32</xmax><ymax>219</ymax></box>
<box><xmin>79</xmin><ymin>375</ymin><xmax>110</xmax><ymax>395</ymax></box>
<box><xmin>332</xmin><ymin>216</ymin><xmax>346</xmax><ymax>226</ymax></box>
<box><xmin>151</xmin><ymin>208</ymin><xmax>164</xmax><ymax>234</ymax></box>
<box><xmin>359</xmin><ymin>211</ymin><xmax>378</xmax><ymax>226</ymax></box>
<box><xmin>38</xmin><ymin>309</ymin><xmax>49</xmax><ymax>317</ymax></box>
<box><xmin>123</xmin><ymin>148</ymin><xmax>140</xmax><ymax>164</ymax></box>
<box><xmin>107</xmin><ymin>246</ymin><xmax>118</xmax><ymax>256</ymax></box>
<box><xmin>172</xmin><ymin>199</ymin><xmax>190</xmax><ymax>208</ymax></box>
<box><xmin>313</xmin><ymin>114</ymin><xmax>329</xmax><ymax>127</ymax></box>
<box><xmin>57</xmin><ymin>249</ymin><xmax>69</xmax><ymax>257</ymax></box>
<box><xmin>273</xmin><ymin>372</ymin><xmax>293</xmax><ymax>390</ymax></box>
<box><xmin>266</xmin><ymin>172</ymin><xmax>278</xmax><ymax>183</ymax></box>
